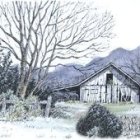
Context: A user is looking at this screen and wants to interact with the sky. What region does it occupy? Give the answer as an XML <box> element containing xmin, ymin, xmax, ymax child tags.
<box><xmin>1</xmin><ymin>0</ymin><xmax>140</xmax><ymax>66</ymax></box>
<box><xmin>93</xmin><ymin>0</ymin><xmax>140</xmax><ymax>56</ymax></box>
<box><xmin>70</xmin><ymin>0</ymin><xmax>140</xmax><ymax>65</ymax></box>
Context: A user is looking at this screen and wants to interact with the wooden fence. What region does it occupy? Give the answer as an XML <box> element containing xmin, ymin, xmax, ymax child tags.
<box><xmin>0</xmin><ymin>96</ymin><xmax>52</xmax><ymax>117</ymax></box>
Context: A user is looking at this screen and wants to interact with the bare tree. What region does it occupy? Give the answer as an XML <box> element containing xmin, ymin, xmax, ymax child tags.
<box><xmin>0</xmin><ymin>1</ymin><xmax>114</xmax><ymax>98</ymax></box>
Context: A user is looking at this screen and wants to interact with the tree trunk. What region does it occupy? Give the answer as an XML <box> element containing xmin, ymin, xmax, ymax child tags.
<box><xmin>16</xmin><ymin>53</ymin><xmax>27</xmax><ymax>99</ymax></box>
<box><xmin>21</xmin><ymin>72</ymin><xmax>32</xmax><ymax>99</ymax></box>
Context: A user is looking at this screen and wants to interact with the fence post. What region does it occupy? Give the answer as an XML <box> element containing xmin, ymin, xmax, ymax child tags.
<box><xmin>2</xmin><ymin>96</ymin><xmax>6</xmax><ymax>116</ymax></box>
<box><xmin>45</xmin><ymin>96</ymin><xmax>52</xmax><ymax>117</ymax></box>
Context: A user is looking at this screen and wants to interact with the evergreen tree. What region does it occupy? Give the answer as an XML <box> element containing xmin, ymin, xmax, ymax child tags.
<box><xmin>0</xmin><ymin>51</ymin><xmax>12</xmax><ymax>93</ymax></box>
<box><xmin>7</xmin><ymin>65</ymin><xmax>19</xmax><ymax>94</ymax></box>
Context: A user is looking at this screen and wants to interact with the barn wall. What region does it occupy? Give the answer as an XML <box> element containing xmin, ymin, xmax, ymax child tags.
<box><xmin>80</xmin><ymin>66</ymin><xmax>139</xmax><ymax>103</ymax></box>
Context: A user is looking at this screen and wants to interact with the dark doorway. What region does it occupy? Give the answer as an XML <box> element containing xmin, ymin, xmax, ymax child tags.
<box><xmin>119</xmin><ymin>90</ymin><xmax>122</xmax><ymax>102</ymax></box>
<box><xmin>106</xmin><ymin>74</ymin><xmax>113</xmax><ymax>84</ymax></box>
<box><xmin>139</xmin><ymin>88</ymin><xmax>140</xmax><ymax>103</ymax></box>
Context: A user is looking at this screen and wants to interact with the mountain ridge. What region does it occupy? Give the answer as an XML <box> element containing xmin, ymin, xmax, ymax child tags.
<box><xmin>46</xmin><ymin>46</ymin><xmax>140</xmax><ymax>89</ymax></box>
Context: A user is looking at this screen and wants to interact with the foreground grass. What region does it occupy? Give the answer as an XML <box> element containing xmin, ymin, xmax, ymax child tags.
<box><xmin>0</xmin><ymin>101</ymin><xmax>140</xmax><ymax>139</ymax></box>
<box><xmin>103</xmin><ymin>103</ymin><xmax>136</xmax><ymax>114</ymax></box>
<box><xmin>53</xmin><ymin>101</ymin><xmax>140</xmax><ymax>138</ymax></box>
<box><xmin>58</xmin><ymin>101</ymin><xmax>140</xmax><ymax>115</ymax></box>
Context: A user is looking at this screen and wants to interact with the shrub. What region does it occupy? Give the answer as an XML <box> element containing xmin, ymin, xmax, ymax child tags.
<box><xmin>76</xmin><ymin>117</ymin><xmax>93</xmax><ymax>136</ymax></box>
<box><xmin>50</xmin><ymin>107</ymin><xmax>71</xmax><ymax>119</ymax></box>
<box><xmin>51</xmin><ymin>91</ymin><xmax>79</xmax><ymax>107</ymax></box>
<box><xmin>5</xmin><ymin>95</ymin><xmax>42</xmax><ymax>121</ymax></box>
<box><xmin>25</xmin><ymin>95</ymin><xmax>42</xmax><ymax>117</ymax></box>
<box><xmin>6</xmin><ymin>100</ymin><xmax>27</xmax><ymax>121</ymax></box>
<box><xmin>98</xmin><ymin>113</ymin><xmax>122</xmax><ymax>138</ymax></box>
<box><xmin>76</xmin><ymin>103</ymin><xmax>122</xmax><ymax>138</ymax></box>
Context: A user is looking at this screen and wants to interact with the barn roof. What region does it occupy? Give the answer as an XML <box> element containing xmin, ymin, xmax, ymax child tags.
<box><xmin>78</xmin><ymin>62</ymin><xmax>140</xmax><ymax>87</ymax></box>
<box><xmin>54</xmin><ymin>62</ymin><xmax>140</xmax><ymax>91</ymax></box>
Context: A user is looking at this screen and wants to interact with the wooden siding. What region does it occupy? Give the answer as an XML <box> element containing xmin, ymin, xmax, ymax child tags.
<box><xmin>80</xmin><ymin>66</ymin><xmax>139</xmax><ymax>103</ymax></box>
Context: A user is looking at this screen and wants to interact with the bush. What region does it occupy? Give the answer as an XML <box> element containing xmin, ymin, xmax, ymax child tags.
<box><xmin>76</xmin><ymin>117</ymin><xmax>93</xmax><ymax>136</ymax></box>
<box><xmin>50</xmin><ymin>107</ymin><xmax>71</xmax><ymax>119</ymax></box>
<box><xmin>5</xmin><ymin>95</ymin><xmax>42</xmax><ymax>121</ymax></box>
<box><xmin>6</xmin><ymin>100</ymin><xmax>27</xmax><ymax>121</ymax></box>
<box><xmin>25</xmin><ymin>95</ymin><xmax>42</xmax><ymax>117</ymax></box>
<box><xmin>38</xmin><ymin>86</ymin><xmax>79</xmax><ymax>108</ymax></box>
<box><xmin>51</xmin><ymin>91</ymin><xmax>79</xmax><ymax>107</ymax></box>
<box><xmin>76</xmin><ymin>104</ymin><xmax>122</xmax><ymax>138</ymax></box>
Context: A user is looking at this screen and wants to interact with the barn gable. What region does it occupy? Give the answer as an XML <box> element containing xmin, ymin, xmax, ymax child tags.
<box><xmin>80</xmin><ymin>63</ymin><xmax>140</xmax><ymax>103</ymax></box>
<box><xmin>79</xmin><ymin>63</ymin><xmax>140</xmax><ymax>87</ymax></box>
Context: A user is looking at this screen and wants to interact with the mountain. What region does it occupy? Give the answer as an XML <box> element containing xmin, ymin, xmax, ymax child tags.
<box><xmin>46</xmin><ymin>64</ymin><xmax>86</xmax><ymax>89</ymax></box>
<box><xmin>87</xmin><ymin>47</ymin><xmax>130</xmax><ymax>68</ymax></box>
<box><xmin>46</xmin><ymin>46</ymin><xmax>140</xmax><ymax>89</ymax></box>
<box><xmin>85</xmin><ymin>46</ymin><xmax>140</xmax><ymax>82</ymax></box>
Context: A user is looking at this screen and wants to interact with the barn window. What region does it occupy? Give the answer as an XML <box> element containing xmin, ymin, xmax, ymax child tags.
<box><xmin>85</xmin><ymin>89</ymin><xmax>89</xmax><ymax>96</ymax></box>
<box><xmin>106</xmin><ymin>73</ymin><xmax>113</xmax><ymax>84</ymax></box>
<box><xmin>91</xmin><ymin>89</ymin><xmax>98</xmax><ymax>94</ymax></box>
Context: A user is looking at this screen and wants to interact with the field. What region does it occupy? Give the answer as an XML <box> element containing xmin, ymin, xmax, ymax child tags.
<box><xmin>103</xmin><ymin>103</ymin><xmax>137</xmax><ymax>114</ymax></box>
<box><xmin>0</xmin><ymin>101</ymin><xmax>140</xmax><ymax>140</ymax></box>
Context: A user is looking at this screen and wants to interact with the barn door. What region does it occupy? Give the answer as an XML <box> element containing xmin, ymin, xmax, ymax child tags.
<box><xmin>84</xmin><ymin>89</ymin><xmax>89</xmax><ymax>102</ymax></box>
<box><xmin>119</xmin><ymin>89</ymin><xmax>122</xmax><ymax>102</ymax></box>
<box><xmin>106</xmin><ymin>85</ymin><xmax>113</xmax><ymax>103</ymax></box>
<box><xmin>90</xmin><ymin>86</ymin><xmax>99</xmax><ymax>103</ymax></box>
<box><xmin>107</xmin><ymin>85</ymin><xmax>110</xmax><ymax>103</ymax></box>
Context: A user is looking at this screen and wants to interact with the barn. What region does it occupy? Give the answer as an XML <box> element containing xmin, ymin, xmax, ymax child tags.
<box><xmin>55</xmin><ymin>63</ymin><xmax>140</xmax><ymax>103</ymax></box>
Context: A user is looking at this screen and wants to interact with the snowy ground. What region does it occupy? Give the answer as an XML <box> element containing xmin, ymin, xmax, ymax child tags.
<box><xmin>0</xmin><ymin>102</ymin><xmax>140</xmax><ymax>140</ymax></box>
<box><xmin>0</xmin><ymin>117</ymin><xmax>79</xmax><ymax>140</ymax></box>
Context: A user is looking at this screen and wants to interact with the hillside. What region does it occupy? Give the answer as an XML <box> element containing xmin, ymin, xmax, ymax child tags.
<box><xmin>86</xmin><ymin>46</ymin><xmax>140</xmax><ymax>82</ymax></box>
<box><xmin>46</xmin><ymin>46</ymin><xmax>140</xmax><ymax>89</ymax></box>
<box><xmin>46</xmin><ymin>64</ymin><xmax>86</xmax><ymax>89</ymax></box>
